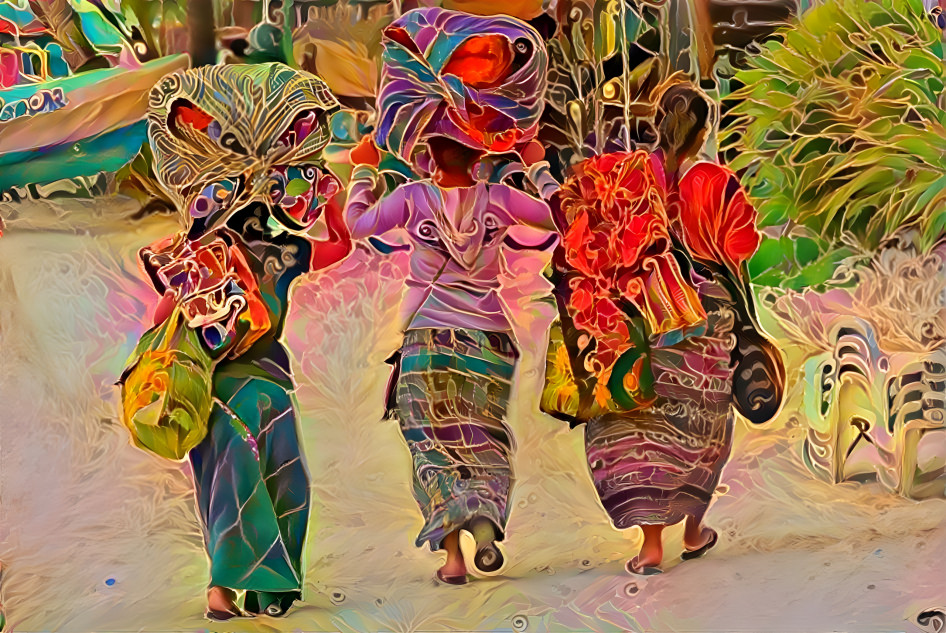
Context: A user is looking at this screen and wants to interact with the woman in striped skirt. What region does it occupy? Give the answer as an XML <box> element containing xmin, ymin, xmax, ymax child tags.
<box><xmin>542</xmin><ymin>83</ymin><xmax>784</xmax><ymax>574</ymax></box>
<box><xmin>346</xmin><ymin>8</ymin><xmax>557</xmax><ymax>584</ymax></box>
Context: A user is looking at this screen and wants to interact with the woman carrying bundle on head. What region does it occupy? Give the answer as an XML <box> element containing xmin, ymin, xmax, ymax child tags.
<box><xmin>345</xmin><ymin>7</ymin><xmax>558</xmax><ymax>585</ymax></box>
<box><xmin>119</xmin><ymin>64</ymin><xmax>350</xmax><ymax>619</ymax></box>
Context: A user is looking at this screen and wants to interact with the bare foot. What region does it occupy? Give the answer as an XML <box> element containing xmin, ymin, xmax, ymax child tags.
<box><xmin>206</xmin><ymin>586</ymin><xmax>243</xmax><ymax>620</ymax></box>
<box><xmin>683</xmin><ymin>515</ymin><xmax>717</xmax><ymax>551</ymax></box>
<box><xmin>437</xmin><ymin>530</ymin><xmax>468</xmax><ymax>584</ymax></box>
<box><xmin>627</xmin><ymin>524</ymin><xmax>664</xmax><ymax>574</ymax></box>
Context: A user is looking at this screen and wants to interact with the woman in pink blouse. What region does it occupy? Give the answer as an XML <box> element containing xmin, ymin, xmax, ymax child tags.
<box><xmin>345</xmin><ymin>8</ymin><xmax>557</xmax><ymax>584</ymax></box>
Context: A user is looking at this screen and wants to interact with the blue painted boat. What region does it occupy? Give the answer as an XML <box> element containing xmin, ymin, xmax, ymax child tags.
<box><xmin>0</xmin><ymin>54</ymin><xmax>189</xmax><ymax>190</ymax></box>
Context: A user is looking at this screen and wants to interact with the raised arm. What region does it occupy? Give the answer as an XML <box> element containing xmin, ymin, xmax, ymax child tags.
<box><xmin>345</xmin><ymin>164</ymin><xmax>410</xmax><ymax>240</ymax></box>
<box><xmin>492</xmin><ymin>185</ymin><xmax>557</xmax><ymax>233</ymax></box>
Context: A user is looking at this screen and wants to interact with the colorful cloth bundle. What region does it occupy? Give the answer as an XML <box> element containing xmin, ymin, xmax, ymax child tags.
<box><xmin>119</xmin><ymin>306</ymin><xmax>214</xmax><ymax>461</ymax></box>
<box><xmin>543</xmin><ymin>151</ymin><xmax>708</xmax><ymax>418</ymax></box>
<box><xmin>140</xmin><ymin>231</ymin><xmax>271</xmax><ymax>357</ymax></box>
<box><xmin>147</xmin><ymin>63</ymin><xmax>341</xmax><ymax>230</ymax></box>
<box><xmin>376</xmin><ymin>7</ymin><xmax>547</xmax><ymax>163</ymax></box>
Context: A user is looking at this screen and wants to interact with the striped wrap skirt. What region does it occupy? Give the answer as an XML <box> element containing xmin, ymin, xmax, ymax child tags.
<box><xmin>389</xmin><ymin>328</ymin><xmax>518</xmax><ymax>550</ymax></box>
<box><xmin>585</xmin><ymin>330</ymin><xmax>735</xmax><ymax>528</ymax></box>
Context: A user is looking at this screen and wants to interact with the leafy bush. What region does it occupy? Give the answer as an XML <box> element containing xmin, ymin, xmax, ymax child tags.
<box><xmin>721</xmin><ymin>0</ymin><xmax>946</xmax><ymax>289</ymax></box>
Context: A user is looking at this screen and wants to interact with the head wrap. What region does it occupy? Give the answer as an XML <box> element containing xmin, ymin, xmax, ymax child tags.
<box><xmin>376</xmin><ymin>7</ymin><xmax>547</xmax><ymax>165</ymax></box>
<box><xmin>148</xmin><ymin>63</ymin><xmax>340</xmax><ymax>229</ymax></box>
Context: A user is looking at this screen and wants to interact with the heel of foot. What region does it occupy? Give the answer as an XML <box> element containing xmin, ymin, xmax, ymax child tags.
<box><xmin>626</xmin><ymin>557</ymin><xmax>662</xmax><ymax>576</ymax></box>
<box><xmin>682</xmin><ymin>529</ymin><xmax>719</xmax><ymax>561</ymax></box>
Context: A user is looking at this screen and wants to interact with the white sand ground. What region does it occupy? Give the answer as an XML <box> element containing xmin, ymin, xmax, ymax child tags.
<box><xmin>0</xmin><ymin>197</ymin><xmax>943</xmax><ymax>633</ymax></box>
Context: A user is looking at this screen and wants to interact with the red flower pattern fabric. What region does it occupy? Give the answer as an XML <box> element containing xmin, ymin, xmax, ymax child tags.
<box><xmin>556</xmin><ymin>150</ymin><xmax>706</xmax><ymax>392</ymax></box>
<box><xmin>141</xmin><ymin>232</ymin><xmax>272</xmax><ymax>357</ymax></box>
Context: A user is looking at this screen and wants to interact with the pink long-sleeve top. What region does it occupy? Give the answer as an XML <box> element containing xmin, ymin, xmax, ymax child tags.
<box><xmin>346</xmin><ymin>165</ymin><xmax>557</xmax><ymax>333</ymax></box>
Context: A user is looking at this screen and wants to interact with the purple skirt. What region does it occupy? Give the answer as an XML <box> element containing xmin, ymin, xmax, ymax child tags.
<box><xmin>585</xmin><ymin>331</ymin><xmax>735</xmax><ymax>528</ymax></box>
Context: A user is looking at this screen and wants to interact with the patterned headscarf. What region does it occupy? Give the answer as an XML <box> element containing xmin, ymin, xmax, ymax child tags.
<box><xmin>376</xmin><ymin>7</ymin><xmax>547</xmax><ymax>165</ymax></box>
<box><xmin>148</xmin><ymin>63</ymin><xmax>341</xmax><ymax>231</ymax></box>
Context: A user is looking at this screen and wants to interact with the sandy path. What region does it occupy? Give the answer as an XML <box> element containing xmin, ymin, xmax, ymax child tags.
<box><xmin>0</xmin><ymin>197</ymin><xmax>942</xmax><ymax>632</ymax></box>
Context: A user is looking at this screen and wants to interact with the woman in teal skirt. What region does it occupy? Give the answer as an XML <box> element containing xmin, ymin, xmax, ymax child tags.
<box><xmin>130</xmin><ymin>63</ymin><xmax>350</xmax><ymax>618</ymax></box>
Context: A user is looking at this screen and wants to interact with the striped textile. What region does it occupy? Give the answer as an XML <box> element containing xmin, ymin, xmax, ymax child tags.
<box><xmin>392</xmin><ymin>328</ymin><xmax>518</xmax><ymax>549</ymax></box>
<box><xmin>585</xmin><ymin>310</ymin><xmax>735</xmax><ymax>527</ymax></box>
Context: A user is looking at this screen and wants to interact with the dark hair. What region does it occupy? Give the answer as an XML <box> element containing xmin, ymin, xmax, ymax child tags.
<box><xmin>655</xmin><ymin>83</ymin><xmax>713</xmax><ymax>162</ymax></box>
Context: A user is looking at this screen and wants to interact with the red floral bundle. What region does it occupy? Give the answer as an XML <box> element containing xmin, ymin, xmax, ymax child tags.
<box><xmin>556</xmin><ymin>150</ymin><xmax>706</xmax><ymax>397</ymax></box>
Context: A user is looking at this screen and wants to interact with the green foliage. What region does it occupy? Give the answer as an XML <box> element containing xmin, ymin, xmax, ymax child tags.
<box><xmin>721</xmin><ymin>0</ymin><xmax>946</xmax><ymax>288</ymax></box>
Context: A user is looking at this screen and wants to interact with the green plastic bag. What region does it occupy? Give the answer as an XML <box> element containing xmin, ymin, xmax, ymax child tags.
<box><xmin>119</xmin><ymin>307</ymin><xmax>214</xmax><ymax>460</ymax></box>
